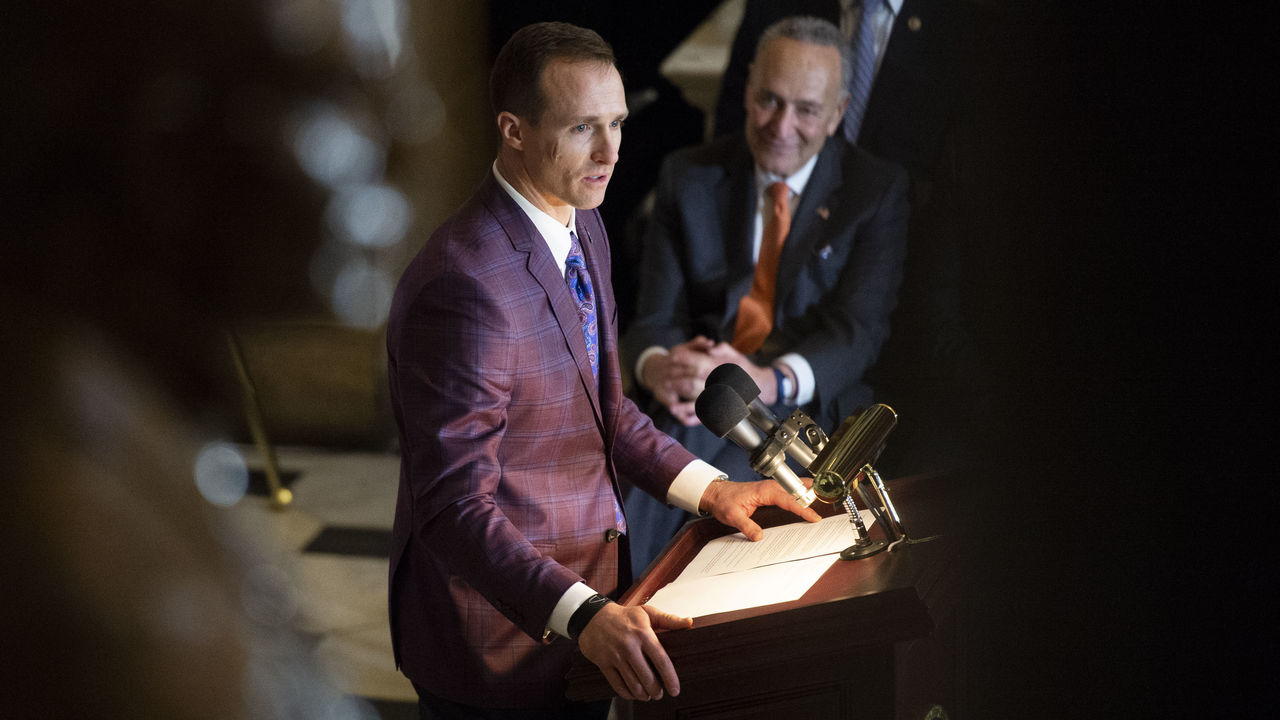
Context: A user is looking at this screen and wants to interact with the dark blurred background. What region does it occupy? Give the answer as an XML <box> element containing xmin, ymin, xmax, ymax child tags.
<box><xmin>1</xmin><ymin>0</ymin><xmax>1265</xmax><ymax>717</ymax></box>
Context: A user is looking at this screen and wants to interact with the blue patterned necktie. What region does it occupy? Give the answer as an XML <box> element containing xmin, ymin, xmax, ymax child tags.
<box><xmin>566</xmin><ymin>230</ymin><xmax>624</xmax><ymax>532</ymax></box>
<box><xmin>564</xmin><ymin>230</ymin><xmax>599</xmax><ymax>379</ymax></box>
<box><xmin>843</xmin><ymin>0</ymin><xmax>882</xmax><ymax>143</ymax></box>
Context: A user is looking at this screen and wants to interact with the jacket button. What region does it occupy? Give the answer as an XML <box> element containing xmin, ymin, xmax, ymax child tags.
<box><xmin>604</xmin><ymin>528</ymin><xmax>621</xmax><ymax>543</ymax></box>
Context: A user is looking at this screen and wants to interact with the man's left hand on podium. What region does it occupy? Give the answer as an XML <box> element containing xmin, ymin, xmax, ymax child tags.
<box><xmin>577</xmin><ymin>603</ymin><xmax>693</xmax><ymax>702</ymax></box>
<box><xmin>698</xmin><ymin>477</ymin><xmax>822</xmax><ymax>541</ymax></box>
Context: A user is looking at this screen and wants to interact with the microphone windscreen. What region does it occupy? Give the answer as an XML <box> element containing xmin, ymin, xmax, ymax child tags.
<box><xmin>705</xmin><ymin>363</ymin><xmax>760</xmax><ymax>403</ymax></box>
<box><xmin>695</xmin><ymin>383</ymin><xmax>751</xmax><ymax>438</ymax></box>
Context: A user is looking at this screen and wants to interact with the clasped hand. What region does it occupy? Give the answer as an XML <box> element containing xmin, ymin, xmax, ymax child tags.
<box><xmin>641</xmin><ymin>337</ymin><xmax>777</xmax><ymax>425</ymax></box>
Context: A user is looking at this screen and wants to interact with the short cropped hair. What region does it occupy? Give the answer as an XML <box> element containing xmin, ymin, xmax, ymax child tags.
<box><xmin>756</xmin><ymin>16</ymin><xmax>852</xmax><ymax>94</ymax></box>
<box><xmin>490</xmin><ymin>21</ymin><xmax>617</xmax><ymax>126</ymax></box>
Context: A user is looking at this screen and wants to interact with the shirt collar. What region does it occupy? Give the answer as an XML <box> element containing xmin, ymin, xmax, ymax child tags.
<box><xmin>754</xmin><ymin>150</ymin><xmax>820</xmax><ymax>201</ymax></box>
<box><xmin>492</xmin><ymin>161</ymin><xmax>576</xmax><ymax>269</ymax></box>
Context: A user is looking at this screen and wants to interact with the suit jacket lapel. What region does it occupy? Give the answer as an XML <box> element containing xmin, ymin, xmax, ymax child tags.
<box><xmin>481</xmin><ymin>174</ymin><xmax>605</xmax><ymax>429</ymax></box>
<box><xmin>571</xmin><ymin>215</ymin><xmax>605</xmax><ymax>419</ymax></box>
<box><xmin>721</xmin><ymin>141</ymin><xmax>758</xmax><ymax>338</ymax></box>
<box><xmin>775</xmin><ymin>139</ymin><xmax>843</xmax><ymax>308</ymax></box>
<box><xmin>864</xmin><ymin>0</ymin><xmax>916</xmax><ymax>132</ymax></box>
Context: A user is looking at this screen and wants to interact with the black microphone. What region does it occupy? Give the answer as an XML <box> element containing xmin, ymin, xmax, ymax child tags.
<box><xmin>705</xmin><ymin>362</ymin><xmax>818</xmax><ymax>468</ymax></box>
<box><xmin>695</xmin><ymin>384</ymin><xmax>762</xmax><ymax>453</ymax></box>
<box><xmin>705</xmin><ymin>363</ymin><xmax>778</xmax><ymax>434</ymax></box>
<box><xmin>695</xmin><ymin>384</ymin><xmax>815</xmax><ymax>507</ymax></box>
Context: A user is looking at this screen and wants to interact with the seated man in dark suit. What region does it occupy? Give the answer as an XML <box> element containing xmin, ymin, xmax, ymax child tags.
<box><xmin>714</xmin><ymin>0</ymin><xmax>977</xmax><ymax>189</ymax></box>
<box><xmin>716</xmin><ymin>0</ymin><xmax>987</xmax><ymax>475</ymax></box>
<box><xmin>621</xmin><ymin>16</ymin><xmax>910</xmax><ymax>576</ymax></box>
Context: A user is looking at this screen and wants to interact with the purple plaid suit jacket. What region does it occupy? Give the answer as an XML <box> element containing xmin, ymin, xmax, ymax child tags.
<box><xmin>386</xmin><ymin>171</ymin><xmax>695</xmax><ymax>708</ymax></box>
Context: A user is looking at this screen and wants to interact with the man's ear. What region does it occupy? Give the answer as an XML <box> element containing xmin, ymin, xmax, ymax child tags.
<box><xmin>827</xmin><ymin>92</ymin><xmax>851</xmax><ymax>138</ymax></box>
<box><xmin>497</xmin><ymin>111</ymin><xmax>523</xmax><ymax>150</ymax></box>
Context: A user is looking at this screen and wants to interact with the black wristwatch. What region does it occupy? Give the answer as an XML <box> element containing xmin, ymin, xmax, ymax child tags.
<box><xmin>773</xmin><ymin>365</ymin><xmax>794</xmax><ymax>403</ymax></box>
<box><xmin>567</xmin><ymin>593</ymin><xmax>614</xmax><ymax>640</ymax></box>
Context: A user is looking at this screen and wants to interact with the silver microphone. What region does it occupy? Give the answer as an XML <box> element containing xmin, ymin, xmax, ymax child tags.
<box><xmin>706</xmin><ymin>363</ymin><xmax>778</xmax><ymax>434</ymax></box>
<box><xmin>705</xmin><ymin>363</ymin><xmax>819</xmax><ymax>468</ymax></box>
<box><xmin>695</xmin><ymin>384</ymin><xmax>815</xmax><ymax>507</ymax></box>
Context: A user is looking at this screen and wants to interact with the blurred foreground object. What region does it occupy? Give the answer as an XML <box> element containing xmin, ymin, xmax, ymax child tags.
<box><xmin>0</xmin><ymin>0</ymin><xmax>397</xmax><ymax>716</ymax></box>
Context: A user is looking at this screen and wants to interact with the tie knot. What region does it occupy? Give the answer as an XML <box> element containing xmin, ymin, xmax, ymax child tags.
<box><xmin>767</xmin><ymin>182</ymin><xmax>790</xmax><ymax>218</ymax></box>
<box><xmin>566</xmin><ymin>231</ymin><xmax>585</xmax><ymax>269</ymax></box>
<box><xmin>767</xmin><ymin>182</ymin><xmax>789</xmax><ymax>203</ymax></box>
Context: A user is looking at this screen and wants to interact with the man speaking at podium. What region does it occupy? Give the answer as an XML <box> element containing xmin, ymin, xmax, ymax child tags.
<box><xmin>386</xmin><ymin>22</ymin><xmax>820</xmax><ymax>719</ymax></box>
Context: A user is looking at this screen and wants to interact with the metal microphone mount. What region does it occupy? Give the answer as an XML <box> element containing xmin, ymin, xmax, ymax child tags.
<box><xmin>771</xmin><ymin>403</ymin><xmax>906</xmax><ymax>559</ymax></box>
<box><xmin>698</xmin><ymin>363</ymin><xmax>912</xmax><ymax>560</ymax></box>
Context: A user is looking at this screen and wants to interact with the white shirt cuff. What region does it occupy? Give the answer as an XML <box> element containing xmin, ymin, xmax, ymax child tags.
<box><xmin>547</xmin><ymin>581</ymin><xmax>597</xmax><ymax>640</ymax></box>
<box><xmin>665</xmin><ymin>458</ymin><xmax>725</xmax><ymax>514</ymax></box>
<box><xmin>776</xmin><ymin>352</ymin><xmax>815</xmax><ymax>406</ymax></box>
<box><xmin>635</xmin><ymin>346</ymin><xmax>668</xmax><ymax>390</ymax></box>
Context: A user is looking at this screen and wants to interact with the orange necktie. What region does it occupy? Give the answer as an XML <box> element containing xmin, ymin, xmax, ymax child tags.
<box><xmin>733</xmin><ymin>181</ymin><xmax>791</xmax><ymax>353</ymax></box>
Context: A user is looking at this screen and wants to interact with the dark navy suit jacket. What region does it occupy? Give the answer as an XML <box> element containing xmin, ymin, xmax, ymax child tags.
<box><xmin>623</xmin><ymin>134</ymin><xmax>909</xmax><ymax>434</ymax></box>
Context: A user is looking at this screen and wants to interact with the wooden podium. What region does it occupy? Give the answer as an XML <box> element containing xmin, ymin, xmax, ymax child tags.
<box><xmin>565</xmin><ymin>472</ymin><xmax>963</xmax><ymax>719</ymax></box>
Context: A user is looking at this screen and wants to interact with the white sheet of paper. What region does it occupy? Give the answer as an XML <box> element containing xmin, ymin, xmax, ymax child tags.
<box><xmin>682</xmin><ymin>511</ymin><xmax>873</xmax><ymax>577</ymax></box>
<box><xmin>644</xmin><ymin>554</ymin><xmax>837</xmax><ymax>618</ymax></box>
<box><xmin>643</xmin><ymin>511</ymin><xmax>875</xmax><ymax>619</ymax></box>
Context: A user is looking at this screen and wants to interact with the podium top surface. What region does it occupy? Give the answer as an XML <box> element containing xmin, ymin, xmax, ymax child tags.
<box><xmin>565</xmin><ymin>471</ymin><xmax>961</xmax><ymax>701</ymax></box>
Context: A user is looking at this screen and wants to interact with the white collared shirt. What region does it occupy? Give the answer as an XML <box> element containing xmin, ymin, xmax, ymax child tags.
<box><xmin>493</xmin><ymin>161</ymin><xmax>575</xmax><ymax>274</ymax></box>
<box><xmin>750</xmin><ymin>151</ymin><xmax>819</xmax><ymax>262</ymax></box>
<box><xmin>747</xmin><ymin>156</ymin><xmax>820</xmax><ymax>406</ymax></box>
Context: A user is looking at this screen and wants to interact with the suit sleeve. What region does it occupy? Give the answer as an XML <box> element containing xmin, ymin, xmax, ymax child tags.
<box><xmin>588</xmin><ymin>208</ymin><xmax>698</xmax><ymax>500</ymax></box>
<box><xmin>389</xmin><ymin>266</ymin><xmax>580</xmax><ymax>640</ymax></box>
<box><xmin>773</xmin><ymin>164</ymin><xmax>911</xmax><ymax>405</ymax></box>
